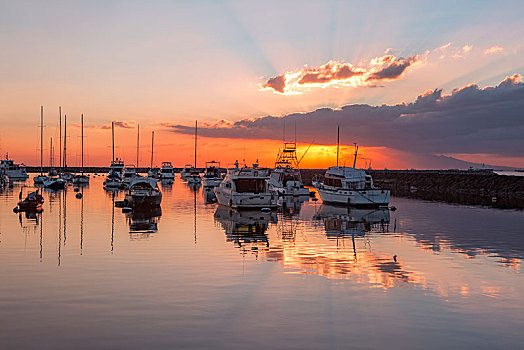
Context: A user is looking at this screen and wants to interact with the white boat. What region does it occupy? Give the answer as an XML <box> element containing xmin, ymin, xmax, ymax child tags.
<box><xmin>34</xmin><ymin>175</ymin><xmax>48</xmax><ymax>184</ymax></box>
<box><xmin>202</xmin><ymin>161</ymin><xmax>223</xmax><ymax>187</ymax></box>
<box><xmin>109</xmin><ymin>158</ymin><xmax>125</xmax><ymax>178</ymax></box>
<box><xmin>61</xmin><ymin>172</ymin><xmax>74</xmax><ymax>182</ymax></box>
<box><xmin>73</xmin><ymin>113</ymin><xmax>90</xmax><ymax>185</ymax></box>
<box><xmin>43</xmin><ymin>175</ymin><xmax>66</xmax><ymax>190</ymax></box>
<box><xmin>0</xmin><ymin>155</ymin><xmax>29</xmax><ymax>180</ymax></box>
<box><xmin>187</xmin><ymin>171</ymin><xmax>202</xmax><ymax>184</ymax></box>
<box><xmin>180</xmin><ymin>164</ymin><xmax>193</xmax><ymax>181</ymax></box>
<box><xmin>103</xmin><ymin>170</ymin><xmax>123</xmax><ymax>189</ymax></box>
<box><xmin>314</xmin><ymin>141</ymin><xmax>390</xmax><ymax>207</ymax></box>
<box><xmin>148</xmin><ymin>168</ymin><xmax>160</xmax><ymax>179</ymax></box>
<box><xmin>160</xmin><ymin>162</ymin><xmax>175</xmax><ymax>180</ymax></box>
<box><xmin>123</xmin><ymin>165</ymin><xmax>139</xmax><ymax>185</ymax></box>
<box><xmin>214</xmin><ymin>164</ymin><xmax>277</xmax><ymax>209</ymax></box>
<box><xmin>268</xmin><ymin>142</ymin><xmax>310</xmax><ymax>196</ymax></box>
<box><xmin>125</xmin><ymin>177</ymin><xmax>162</xmax><ymax>207</ymax></box>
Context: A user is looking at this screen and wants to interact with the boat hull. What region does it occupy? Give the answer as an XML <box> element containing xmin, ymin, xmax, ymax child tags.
<box><xmin>214</xmin><ymin>187</ymin><xmax>278</xmax><ymax>209</ymax></box>
<box><xmin>315</xmin><ymin>185</ymin><xmax>390</xmax><ymax>207</ymax></box>
<box><xmin>43</xmin><ymin>178</ymin><xmax>67</xmax><ymax>190</ymax></box>
<box><xmin>125</xmin><ymin>193</ymin><xmax>162</xmax><ymax>207</ymax></box>
<box><xmin>202</xmin><ymin>177</ymin><xmax>222</xmax><ymax>187</ymax></box>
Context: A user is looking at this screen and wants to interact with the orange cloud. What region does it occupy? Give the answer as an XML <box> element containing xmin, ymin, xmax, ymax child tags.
<box><xmin>261</xmin><ymin>51</ymin><xmax>422</xmax><ymax>94</ymax></box>
<box><xmin>484</xmin><ymin>46</ymin><xmax>504</xmax><ymax>54</ymax></box>
<box><xmin>89</xmin><ymin>120</ymin><xmax>136</xmax><ymax>129</ymax></box>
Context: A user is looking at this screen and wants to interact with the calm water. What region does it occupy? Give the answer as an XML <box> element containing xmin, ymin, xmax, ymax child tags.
<box><xmin>1</xmin><ymin>175</ymin><xmax>523</xmax><ymax>349</ymax></box>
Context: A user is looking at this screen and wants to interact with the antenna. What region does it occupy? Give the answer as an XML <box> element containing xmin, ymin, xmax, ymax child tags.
<box><xmin>63</xmin><ymin>114</ymin><xmax>67</xmax><ymax>168</ymax></box>
<box><xmin>136</xmin><ymin>124</ymin><xmax>140</xmax><ymax>168</ymax></box>
<box><xmin>59</xmin><ymin>106</ymin><xmax>62</xmax><ymax>171</ymax></box>
<box><xmin>40</xmin><ymin>106</ymin><xmax>43</xmax><ymax>176</ymax></box>
<box><xmin>150</xmin><ymin>131</ymin><xmax>154</xmax><ymax>169</ymax></box>
<box><xmin>336</xmin><ymin>126</ymin><xmax>340</xmax><ymax>167</ymax></box>
<box><xmin>194</xmin><ymin>120</ymin><xmax>197</xmax><ymax>168</ymax></box>
<box><xmin>111</xmin><ymin>121</ymin><xmax>115</xmax><ymax>163</ymax></box>
<box><xmin>81</xmin><ymin>114</ymin><xmax>84</xmax><ymax>174</ymax></box>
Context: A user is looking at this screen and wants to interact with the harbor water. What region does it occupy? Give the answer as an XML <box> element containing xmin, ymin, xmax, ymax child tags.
<box><xmin>1</xmin><ymin>175</ymin><xmax>523</xmax><ymax>349</ymax></box>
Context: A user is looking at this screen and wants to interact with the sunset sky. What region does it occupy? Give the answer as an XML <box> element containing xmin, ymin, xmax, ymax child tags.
<box><xmin>1</xmin><ymin>0</ymin><xmax>523</xmax><ymax>169</ymax></box>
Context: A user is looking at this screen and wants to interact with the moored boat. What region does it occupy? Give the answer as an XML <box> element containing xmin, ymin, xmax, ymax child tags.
<box><xmin>16</xmin><ymin>188</ymin><xmax>44</xmax><ymax>212</ymax></box>
<box><xmin>125</xmin><ymin>177</ymin><xmax>162</xmax><ymax>208</ymax></box>
<box><xmin>268</xmin><ymin>142</ymin><xmax>310</xmax><ymax>196</ymax></box>
<box><xmin>43</xmin><ymin>175</ymin><xmax>66</xmax><ymax>190</ymax></box>
<box><xmin>214</xmin><ymin>164</ymin><xmax>277</xmax><ymax>209</ymax></box>
<box><xmin>202</xmin><ymin>161</ymin><xmax>222</xmax><ymax>187</ymax></box>
<box><xmin>160</xmin><ymin>162</ymin><xmax>175</xmax><ymax>180</ymax></box>
<box><xmin>187</xmin><ymin>171</ymin><xmax>202</xmax><ymax>184</ymax></box>
<box><xmin>0</xmin><ymin>155</ymin><xmax>29</xmax><ymax>180</ymax></box>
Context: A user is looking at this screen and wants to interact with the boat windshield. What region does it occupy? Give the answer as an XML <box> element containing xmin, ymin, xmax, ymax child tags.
<box><xmin>234</xmin><ymin>179</ymin><xmax>266</xmax><ymax>194</ymax></box>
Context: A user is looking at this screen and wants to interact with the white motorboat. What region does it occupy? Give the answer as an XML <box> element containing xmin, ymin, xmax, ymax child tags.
<box><xmin>202</xmin><ymin>161</ymin><xmax>223</xmax><ymax>187</ymax></box>
<box><xmin>160</xmin><ymin>162</ymin><xmax>175</xmax><ymax>180</ymax></box>
<box><xmin>0</xmin><ymin>155</ymin><xmax>29</xmax><ymax>180</ymax></box>
<box><xmin>109</xmin><ymin>158</ymin><xmax>125</xmax><ymax>178</ymax></box>
<box><xmin>123</xmin><ymin>165</ymin><xmax>139</xmax><ymax>185</ymax></box>
<box><xmin>104</xmin><ymin>169</ymin><xmax>123</xmax><ymax>189</ymax></box>
<box><xmin>187</xmin><ymin>171</ymin><xmax>202</xmax><ymax>184</ymax></box>
<box><xmin>125</xmin><ymin>177</ymin><xmax>162</xmax><ymax>207</ymax></box>
<box><xmin>214</xmin><ymin>164</ymin><xmax>277</xmax><ymax>209</ymax></box>
<box><xmin>268</xmin><ymin>142</ymin><xmax>310</xmax><ymax>196</ymax></box>
<box><xmin>314</xmin><ymin>141</ymin><xmax>390</xmax><ymax>207</ymax></box>
<box><xmin>180</xmin><ymin>164</ymin><xmax>193</xmax><ymax>181</ymax></box>
<box><xmin>43</xmin><ymin>175</ymin><xmax>66</xmax><ymax>190</ymax></box>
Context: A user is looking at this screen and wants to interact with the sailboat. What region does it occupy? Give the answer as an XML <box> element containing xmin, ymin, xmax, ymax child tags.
<box><xmin>147</xmin><ymin>131</ymin><xmax>160</xmax><ymax>178</ymax></box>
<box><xmin>73</xmin><ymin>114</ymin><xmax>89</xmax><ymax>184</ymax></box>
<box><xmin>104</xmin><ymin>121</ymin><xmax>124</xmax><ymax>189</ymax></box>
<box><xmin>34</xmin><ymin>106</ymin><xmax>48</xmax><ymax>184</ymax></box>
<box><xmin>313</xmin><ymin>127</ymin><xmax>390</xmax><ymax>207</ymax></box>
<box><xmin>60</xmin><ymin>113</ymin><xmax>74</xmax><ymax>182</ymax></box>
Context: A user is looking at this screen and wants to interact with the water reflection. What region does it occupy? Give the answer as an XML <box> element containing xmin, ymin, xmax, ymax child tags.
<box><xmin>313</xmin><ymin>205</ymin><xmax>390</xmax><ymax>237</ymax></box>
<box><xmin>126</xmin><ymin>206</ymin><xmax>162</xmax><ymax>238</ymax></box>
<box><xmin>278</xmin><ymin>195</ymin><xmax>310</xmax><ymax>217</ymax></box>
<box><xmin>202</xmin><ymin>186</ymin><xmax>217</xmax><ymax>204</ymax></box>
<box><xmin>214</xmin><ymin>205</ymin><xmax>277</xmax><ymax>257</ymax></box>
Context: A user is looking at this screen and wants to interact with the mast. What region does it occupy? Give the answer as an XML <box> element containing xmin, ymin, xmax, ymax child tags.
<box><xmin>81</xmin><ymin>114</ymin><xmax>84</xmax><ymax>174</ymax></box>
<box><xmin>336</xmin><ymin>125</ymin><xmax>340</xmax><ymax>167</ymax></box>
<box><xmin>353</xmin><ymin>143</ymin><xmax>359</xmax><ymax>169</ymax></box>
<box><xmin>63</xmin><ymin>114</ymin><xmax>67</xmax><ymax>168</ymax></box>
<box><xmin>194</xmin><ymin>120</ymin><xmax>197</xmax><ymax>168</ymax></box>
<box><xmin>150</xmin><ymin>131</ymin><xmax>154</xmax><ymax>169</ymax></box>
<box><xmin>136</xmin><ymin>124</ymin><xmax>139</xmax><ymax>168</ymax></box>
<box><xmin>59</xmin><ymin>106</ymin><xmax>62</xmax><ymax>171</ymax></box>
<box><xmin>111</xmin><ymin>121</ymin><xmax>115</xmax><ymax>163</ymax></box>
<box><xmin>40</xmin><ymin>106</ymin><xmax>43</xmax><ymax>176</ymax></box>
<box><xmin>50</xmin><ymin>138</ymin><xmax>53</xmax><ymax>168</ymax></box>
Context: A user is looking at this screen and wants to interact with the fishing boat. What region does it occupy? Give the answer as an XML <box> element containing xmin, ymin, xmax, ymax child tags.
<box><xmin>160</xmin><ymin>162</ymin><xmax>175</xmax><ymax>180</ymax></box>
<box><xmin>43</xmin><ymin>175</ymin><xmax>66</xmax><ymax>190</ymax></box>
<box><xmin>0</xmin><ymin>155</ymin><xmax>29</xmax><ymax>180</ymax></box>
<box><xmin>214</xmin><ymin>164</ymin><xmax>277</xmax><ymax>209</ymax></box>
<box><xmin>313</xmin><ymin>129</ymin><xmax>390</xmax><ymax>207</ymax></box>
<box><xmin>125</xmin><ymin>177</ymin><xmax>162</xmax><ymax>208</ymax></box>
<box><xmin>268</xmin><ymin>142</ymin><xmax>310</xmax><ymax>196</ymax></box>
<box><xmin>34</xmin><ymin>106</ymin><xmax>48</xmax><ymax>185</ymax></box>
<box><xmin>16</xmin><ymin>188</ymin><xmax>44</xmax><ymax>212</ymax></box>
<box><xmin>73</xmin><ymin>114</ymin><xmax>90</xmax><ymax>185</ymax></box>
<box><xmin>202</xmin><ymin>161</ymin><xmax>223</xmax><ymax>187</ymax></box>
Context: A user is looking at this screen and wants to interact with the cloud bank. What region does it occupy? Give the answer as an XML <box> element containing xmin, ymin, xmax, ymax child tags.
<box><xmin>262</xmin><ymin>52</ymin><xmax>423</xmax><ymax>94</ymax></box>
<box><xmin>167</xmin><ymin>75</ymin><xmax>524</xmax><ymax>158</ymax></box>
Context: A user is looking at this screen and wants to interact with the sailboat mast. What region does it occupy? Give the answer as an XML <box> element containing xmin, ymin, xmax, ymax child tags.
<box><xmin>59</xmin><ymin>106</ymin><xmax>62</xmax><ymax>171</ymax></box>
<box><xmin>81</xmin><ymin>114</ymin><xmax>84</xmax><ymax>174</ymax></box>
<box><xmin>136</xmin><ymin>124</ymin><xmax>139</xmax><ymax>168</ymax></box>
<box><xmin>63</xmin><ymin>114</ymin><xmax>67</xmax><ymax>168</ymax></box>
<box><xmin>50</xmin><ymin>138</ymin><xmax>53</xmax><ymax>168</ymax></box>
<box><xmin>194</xmin><ymin>120</ymin><xmax>197</xmax><ymax>168</ymax></box>
<box><xmin>112</xmin><ymin>121</ymin><xmax>115</xmax><ymax>163</ymax></box>
<box><xmin>336</xmin><ymin>126</ymin><xmax>340</xmax><ymax>167</ymax></box>
<box><xmin>353</xmin><ymin>143</ymin><xmax>358</xmax><ymax>169</ymax></box>
<box><xmin>150</xmin><ymin>131</ymin><xmax>154</xmax><ymax>169</ymax></box>
<box><xmin>40</xmin><ymin>106</ymin><xmax>43</xmax><ymax>175</ymax></box>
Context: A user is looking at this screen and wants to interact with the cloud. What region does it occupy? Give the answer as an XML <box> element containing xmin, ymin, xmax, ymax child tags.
<box><xmin>90</xmin><ymin>121</ymin><xmax>136</xmax><ymax>129</ymax></box>
<box><xmin>484</xmin><ymin>46</ymin><xmax>504</xmax><ymax>54</ymax></box>
<box><xmin>261</xmin><ymin>51</ymin><xmax>422</xmax><ymax>94</ymax></box>
<box><xmin>168</xmin><ymin>75</ymin><xmax>524</xmax><ymax>158</ymax></box>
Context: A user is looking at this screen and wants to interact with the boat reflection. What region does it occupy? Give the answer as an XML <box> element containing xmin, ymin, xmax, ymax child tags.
<box><xmin>126</xmin><ymin>206</ymin><xmax>162</xmax><ymax>238</ymax></box>
<box><xmin>187</xmin><ymin>182</ymin><xmax>201</xmax><ymax>191</ymax></box>
<box><xmin>202</xmin><ymin>186</ymin><xmax>217</xmax><ymax>204</ymax></box>
<box><xmin>313</xmin><ymin>204</ymin><xmax>390</xmax><ymax>238</ymax></box>
<box><xmin>160</xmin><ymin>179</ymin><xmax>173</xmax><ymax>193</ymax></box>
<box><xmin>278</xmin><ymin>195</ymin><xmax>310</xmax><ymax>217</ymax></box>
<box><xmin>214</xmin><ymin>205</ymin><xmax>277</xmax><ymax>256</ymax></box>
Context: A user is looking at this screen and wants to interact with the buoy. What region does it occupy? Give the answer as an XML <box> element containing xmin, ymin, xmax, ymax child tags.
<box><xmin>390</xmin><ymin>206</ymin><xmax>397</xmax><ymax>211</ymax></box>
<box><xmin>74</xmin><ymin>187</ymin><xmax>80</xmax><ymax>192</ymax></box>
<box><xmin>76</xmin><ymin>193</ymin><xmax>83</xmax><ymax>199</ymax></box>
<box><xmin>13</xmin><ymin>207</ymin><xmax>19</xmax><ymax>213</ymax></box>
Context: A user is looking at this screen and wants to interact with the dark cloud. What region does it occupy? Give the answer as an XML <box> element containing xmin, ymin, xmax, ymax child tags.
<box><xmin>263</xmin><ymin>75</ymin><xmax>286</xmax><ymax>93</ymax></box>
<box><xmin>168</xmin><ymin>75</ymin><xmax>524</xmax><ymax>158</ymax></box>
<box><xmin>366</xmin><ymin>56</ymin><xmax>417</xmax><ymax>81</ymax></box>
